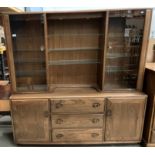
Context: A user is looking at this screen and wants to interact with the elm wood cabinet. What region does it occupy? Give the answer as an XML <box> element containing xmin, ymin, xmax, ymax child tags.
<box><xmin>11</xmin><ymin>99</ymin><xmax>50</xmax><ymax>142</ymax></box>
<box><xmin>10</xmin><ymin>91</ymin><xmax>147</xmax><ymax>144</ymax></box>
<box><xmin>2</xmin><ymin>9</ymin><xmax>152</xmax><ymax>145</ymax></box>
<box><xmin>143</xmin><ymin>63</ymin><xmax>155</xmax><ymax>146</ymax></box>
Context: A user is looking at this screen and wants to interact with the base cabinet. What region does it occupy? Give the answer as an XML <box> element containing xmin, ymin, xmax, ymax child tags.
<box><xmin>11</xmin><ymin>99</ymin><xmax>50</xmax><ymax>143</ymax></box>
<box><xmin>10</xmin><ymin>95</ymin><xmax>147</xmax><ymax>144</ymax></box>
<box><xmin>105</xmin><ymin>98</ymin><xmax>146</xmax><ymax>141</ymax></box>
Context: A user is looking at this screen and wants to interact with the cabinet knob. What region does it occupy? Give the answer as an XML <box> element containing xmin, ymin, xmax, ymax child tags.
<box><xmin>43</xmin><ymin>111</ymin><xmax>50</xmax><ymax>117</ymax></box>
<box><xmin>91</xmin><ymin>133</ymin><xmax>99</xmax><ymax>138</ymax></box>
<box><xmin>106</xmin><ymin>109</ymin><xmax>112</xmax><ymax>116</ymax></box>
<box><xmin>92</xmin><ymin>118</ymin><xmax>100</xmax><ymax>124</ymax></box>
<box><xmin>92</xmin><ymin>103</ymin><xmax>100</xmax><ymax>108</ymax></box>
<box><xmin>56</xmin><ymin>119</ymin><xmax>63</xmax><ymax>124</ymax></box>
<box><xmin>55</xmin><ymin>102</ymin><xmax>63</xmax><ymax>109</ymax></box>
<box><xmin>56</xmin><ymin>134</ymin><xmax>64</xmax><ymax>139</ymax></box>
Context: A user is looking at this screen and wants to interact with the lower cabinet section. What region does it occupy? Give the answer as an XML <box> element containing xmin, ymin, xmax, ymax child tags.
<box><xmin>11</xmin><ymin>99</ymin><xmax>50</xmax><ymax>143</ymax></box>
<box><xmin>105</xmin><ymin>97</ymin><xmax>146</xmax><ymax>141</ymax></box>
<box><xmin>52</xmin><ymin>129</ymin><xmax>103</xmax><ymax>142</ymax></box>
<box><xmin>10</xmin><ymin>95</ymin><xmax>147</xmax><ymax>144</ymax></box>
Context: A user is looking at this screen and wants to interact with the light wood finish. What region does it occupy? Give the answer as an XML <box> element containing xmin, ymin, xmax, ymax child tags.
<box><xmin>145</xmin><ymin>63</ymin><xmax>155</xmax><ymax>71</ymax></box>
<box><xmin>146</xmin><ymin>38</ymin><xmax>155</xmax><ymax>62</ymax></box>
<box><xmin>10</xmin><ymin>87</ymin><xmax>146</xmax><ymax>100</ymax></box>
<box><xmin>102</xmin><ymin>11</ymin><xmax>109</xmax><ymax>89</ymax></box>
<box><xmin>0</xmin><ymin>100</ymin><xmax>10</xmax><ymax>112</ymax></box>
<box><xmin>52</xmin><ymin>128</ymin><xmax>103</xmax><ymax>142</ymax></box>
<box><xmin>52</xmin><ymin>114</ymin><xmax>104</xmax><ymax>128</ymax></box>
<box><xmin>137</xmin><ymin>9</ymin><xmax>152</xmax><ymax>90</ymax></box>
<box><xmin>43</xmin><ymin>13</ymin><xmax>50</xmax><ymax>90</ymax></box>
<box><xmin>4</xmin><ymin>10</ymin><xmax>151</xmax><ymax>145</ymax></box>
<box><xmin>105</xmin><ymin>97</ymin><xmax>146</xmax><ymax>141</ymax></box>
<box><xmin>51</xmin><ymin>98</ymin><xmax>104</xmax><ymax>113</ymax></box>
<box><xmin>0</xmin><ymin>84</ymin><xmax>11</xmax><ymax>112</ymax></box>
<box><xmin>11</xmin><ymin>99</ymin><xmax>50</xmax><ymax>142</ymax></box>
<box><xmin>2</xmin><ymin>15</ymin><xmax>16</xmax><ymax>91</ymax></box>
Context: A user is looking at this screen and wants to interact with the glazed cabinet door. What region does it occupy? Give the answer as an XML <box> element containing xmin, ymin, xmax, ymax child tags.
<box><xmin>11</xmin><ymin>99</ymin><xmax>50</xmax><ymax>143</ymax></box>
<box><xmin>105</xmin><ymin>97</ymin><xmax>146</xmax><ymax>141</ymax></box>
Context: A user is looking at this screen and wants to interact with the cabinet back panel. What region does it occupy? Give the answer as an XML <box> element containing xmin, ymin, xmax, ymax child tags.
<box><xmin>47</xmin><ymin>18</ymin><xmax>103</xmax><ymax>87</ymax></box>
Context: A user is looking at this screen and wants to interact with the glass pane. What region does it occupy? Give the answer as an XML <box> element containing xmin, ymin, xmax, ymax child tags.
<box><xmin>104</xmin><ymin>10</ymin><xmax>145</xmax><ymax>90</ymax></box>
<box><xmin>10</xmin><ymin>14</ymin><xmax>47</xmax><ymax>91</ymax></box>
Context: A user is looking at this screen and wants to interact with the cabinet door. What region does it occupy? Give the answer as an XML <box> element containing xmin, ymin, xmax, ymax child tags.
<box><xmin>11</xmin><ymin>99</ymin><xmax>50</xmax><ymax>143</ymax></box>
<box><xmin>105</xmin><ymin>97</ymin><xmax>146</xmax><ymax>141</ymax></box>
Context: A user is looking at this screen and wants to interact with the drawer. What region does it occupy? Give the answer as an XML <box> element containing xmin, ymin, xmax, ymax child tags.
<box><xmin>51</xmin><ymin>98</ymin><xmax>104</xmax><ymax>113</ymax></box>
<box><xmin>52</xmin><ymin>114</ymin><xmax>104</xmax><ymax>128</ymax></box>
<box><xmin>52</xmin><ymin>129</ymin><xmax>103</xmax><ymax>142</ymax></box>
<box><xmin>151</xmin><ymin>130</ymin><xmax>155</xmax><ymax>143</ymax></box>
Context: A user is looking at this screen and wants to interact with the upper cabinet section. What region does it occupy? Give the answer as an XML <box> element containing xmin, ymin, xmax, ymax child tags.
<box><xmin>9</xmin><ymin>14</ymin><xmax>47</xmax><ymax>92</ymax></box>
<box><xmin>3</xmin><ymin>9</ymin><xmax>151</xmax><ymax>93</ymax></box>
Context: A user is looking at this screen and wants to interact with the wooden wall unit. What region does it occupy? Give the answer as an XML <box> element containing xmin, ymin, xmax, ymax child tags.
<box><xmin>3</xmin><ymin>9</ymin><xmax>152</xmax><ymax>145</ymax></box>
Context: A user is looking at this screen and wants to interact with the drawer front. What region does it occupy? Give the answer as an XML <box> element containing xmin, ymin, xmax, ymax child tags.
<box><xmin>52</xmin><ymin>129</ymin><xmax>102</xmax><ymax>142</ymax></box>
<box><xmin>52</xmin><ymin>114</ymin><xmax>104</xmax><ymax>128</ymax></box>
<box><xmin>51</xmin><ymin>98</ymin><xmax>104</xmax><ymax>113</ymax></box>
<box><xmin>151</xmin><ymin>130</ymin><xmax>155</xmax><ymax>143</ymax></box>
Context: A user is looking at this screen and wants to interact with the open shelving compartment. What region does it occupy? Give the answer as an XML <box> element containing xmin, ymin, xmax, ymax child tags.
<box><xmin>46</xmin><ymin>12</ymin><xmax>106</xmax><ymax>91</ymax></box>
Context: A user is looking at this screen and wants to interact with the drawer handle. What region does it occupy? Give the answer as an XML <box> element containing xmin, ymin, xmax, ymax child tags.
<box><xmin>91</xmin><ymin>133</ymin><xmax>99</xmax><ymax>138</ymax></box>
<box><xmin>92</xmin><ymin>103</ymin><xmax>100</xmax><ymax>108</ymax></box>
<box><xmin>43</xmin><ymin>111</ymin><xmax>50</xmax><ymax>117</ymax></box>
<box><xmin>56</xmin><ymin>134</ymin><xmax>64</xmax><ymax>139</ymax></box>
<box><xmin>56</xmin><ymin>119</ymin><xmax>63</xmax><ymax>124</ymax></box>
<box><xmin>55</xmin><ymin>102</ymin><xmax>63</xmax><ymax>109</ymax></box>
<box><xmin>92</xmin><ymin>118</ymin><xmax>100</xmax><ymax>124</ymax></box>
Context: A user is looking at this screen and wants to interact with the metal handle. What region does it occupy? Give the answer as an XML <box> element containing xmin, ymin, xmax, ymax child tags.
<box><xmin>55</xmin><ymin>102</ymin><xmax>63</xmax><ymax>109</ymax></box>
<box><xmin>92</xmin><ymin>118</ymin><xmax>100</xmax><ymax>124</ymax></box>
<box><xmin>92</xmin><ymin>103</ymin><xmax>100</xmax><ymax>108</ymax></box>
<box><xmin>91</xmin><ymin>133</ymin><xmax>99</xmax><ymax>138</ymax></box>
<box><xmin>56</xmin><ymin>134</ymin><xmax>64</xmax><ymax>139</ymax></box>
<box><xmin>44</xmin><ymin>111</ymin><xmax>50</xmax><ymax>117</ymax></box>
<box><xmin>56</xmin><ymin>119</ymin><xmax>63</xmax><ymax>124</ymax></box>
<box><xmin>106</xmin><ymin>109</ymin><xmax>112</xmax><ymax>117</ymax></box>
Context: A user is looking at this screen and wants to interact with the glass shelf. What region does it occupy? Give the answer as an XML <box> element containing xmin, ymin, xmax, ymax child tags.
<box><xmin>15</xmin><ymin>59</ymin><xmax>45</xmax><ymax>63</ymax></box>
<box><xmin>48</xmin><ymin>33</ymin><xmax>104</xmax><ymax>37</ymax></box>
<box><xmin>16</xmin><ymin>70</ymin><xmax>45</xmax><ymax>77</ymax></box>
<box><xmin>48</xmin><ymin>59</ymin><xmax>100</xmax><ymax>66</ymax></box>
<box><xmin>48</xmin><ymin>47</ymin><xmax>99</xmax><ymax>52</ymax></box>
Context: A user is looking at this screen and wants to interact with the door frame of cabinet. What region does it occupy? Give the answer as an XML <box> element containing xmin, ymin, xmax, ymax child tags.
<box><xmin>10</xmin><ymin>99</ymin><xmax>50</xmax><ymax>143</ymax></box>
<box><xmin>105</xmin><ymin>96</ymin><xmax>147</xmax><ymax>142</ymax></box>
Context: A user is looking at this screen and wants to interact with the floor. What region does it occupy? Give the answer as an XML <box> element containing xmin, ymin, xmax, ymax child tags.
<box><xmin>0</xmin><ymin>115</ymin><xmax>15</xmax><ymax>146</ymax></box>
<box><xmin>0</xmin><ymin>115</ymin><xmax>141</xmax><ymax>147</ymax></box>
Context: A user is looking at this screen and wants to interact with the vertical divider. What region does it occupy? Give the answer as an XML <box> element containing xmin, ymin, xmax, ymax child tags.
<box><xmin>101</xmin><ymin>11</ymin><xmax>109</xmax><ymax>90</ymax></box>
<box><xmin>2</xmin><ymin>15</ymin><xmax>17</xmax><ymax>92</ymax></box>
<box><xmin>137</xmin><ymin>9</ymin><xmax>152</xmax><ymax>90</ymax></box>
<box><xmin>43</xmin><ymin>13</ymin><xmax>50</xmax><ymax>91</ymax></box>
